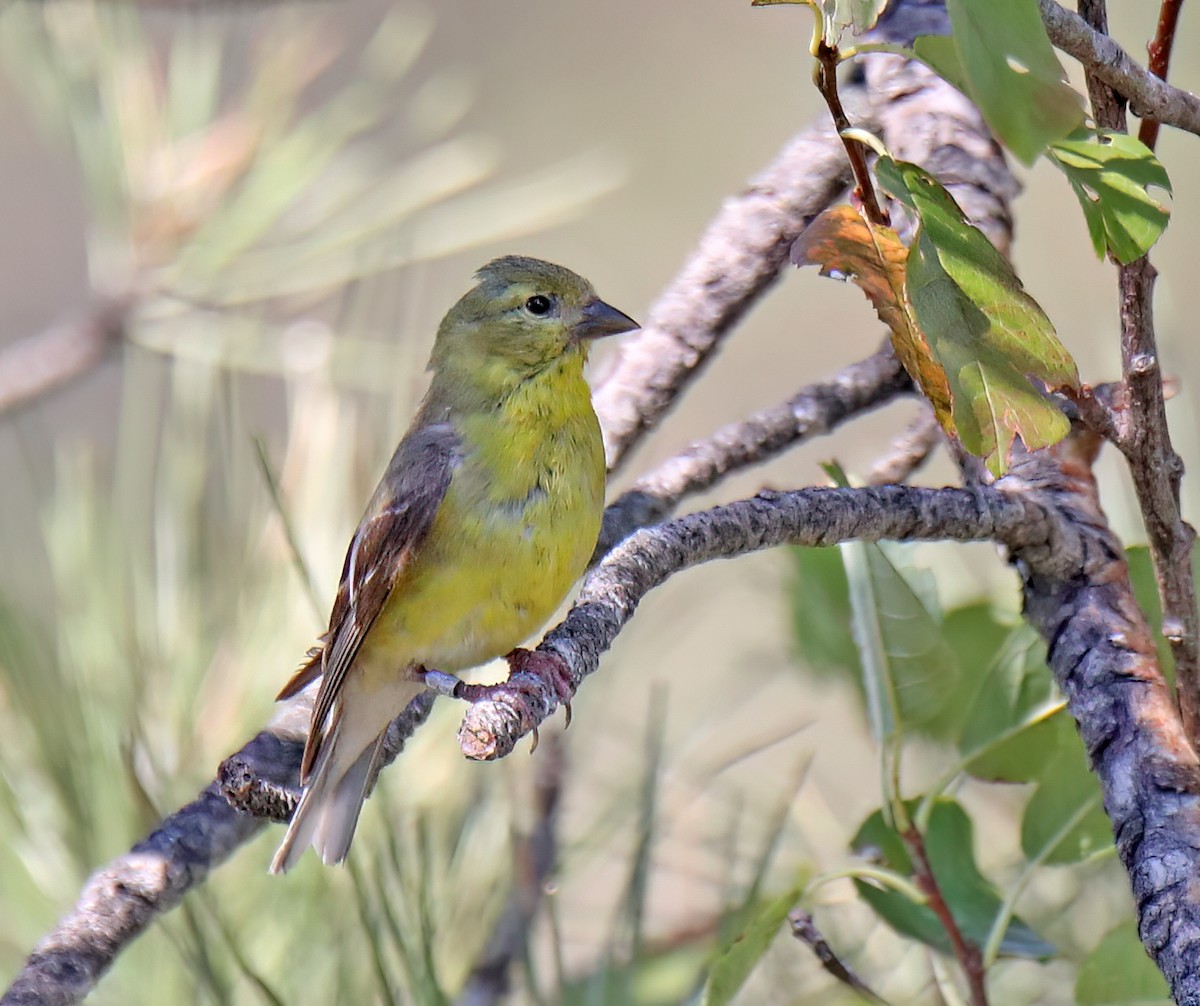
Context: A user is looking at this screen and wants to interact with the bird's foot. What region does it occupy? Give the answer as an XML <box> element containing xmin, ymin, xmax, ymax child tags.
<box><xmin>505</xmin><ymin>648</ymin><xmax>575</xmax><ymax>728</ymax></box>
<box><xmin>446</xmin><ymin>649</ymin><xmax>575</xmax><ymax>753</ymax></box>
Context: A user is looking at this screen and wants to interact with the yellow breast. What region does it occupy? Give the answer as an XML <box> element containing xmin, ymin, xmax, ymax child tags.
<box><xmin>359</xmin><ymin>355</ymin><xmax>605</xmax><ymax>676</ymax></box>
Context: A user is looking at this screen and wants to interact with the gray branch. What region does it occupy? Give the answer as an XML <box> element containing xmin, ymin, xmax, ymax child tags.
<box><xmin>596</xmin><ymin>342</ymin><xmax>910</xmax><ymax>557</ymax></box>
<box><xmin>1039</xmin><ymin>0</ymin><xmax>1200</xmax><ymax>137</ymax></box>
<box><xmin>456</xmin><ymin>483</ymin><xmax>1052</xmax><ymax>760</ymax></box>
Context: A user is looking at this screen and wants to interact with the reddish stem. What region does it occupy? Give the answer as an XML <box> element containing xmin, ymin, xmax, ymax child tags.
<box><xmin>902</xmin><ymin>827</ymin><xmax>989</xmax><ymax>1006</ymax></box>
<box><xmin>1138</xmin><ymin>0</ymin><xmax>1185</xmax><ymax>150</ymax></box>
<box><xmin>813</xmin><ymin>41</ymin><xmax>890</xmax><ymax>227</ymax></box>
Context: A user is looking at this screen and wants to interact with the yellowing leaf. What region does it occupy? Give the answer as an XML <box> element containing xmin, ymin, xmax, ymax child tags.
<box><xmin>877</xmin><ymin>157</ymin><xmax>1079</xmax><ymax>475</ymax></box>
<box><xmin>792</xmin><ymin>205</ymin><xmax>951</xmax><ymax>420</ymax></box>
<box><xmin>795</xmin><ymin>167</ymin><xmax>1078</xmax><ymax>475</ymax></box>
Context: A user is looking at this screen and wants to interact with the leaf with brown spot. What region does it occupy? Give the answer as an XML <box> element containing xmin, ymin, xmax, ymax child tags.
<box><xmin>876</xmin><ymin>158</ymin><xmax>1079</xmax><ymax>475</ymax></box>
<box><xmin>792</xmin><ymin>204</ymin><xmax>952</xmax><ymax>424</ymax></box>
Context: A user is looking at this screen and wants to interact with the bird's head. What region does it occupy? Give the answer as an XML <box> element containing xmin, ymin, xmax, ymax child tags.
<box><xmin>428</xmin><ymin>256</ymin><xmax>638</xmax><ymax>404</ymax></box>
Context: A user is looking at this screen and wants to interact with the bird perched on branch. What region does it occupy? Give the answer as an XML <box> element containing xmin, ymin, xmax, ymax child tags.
<box><xmin>270</xmin><ymin>256</ymin><xmax>638</xmax><ymax>873</ymax></box>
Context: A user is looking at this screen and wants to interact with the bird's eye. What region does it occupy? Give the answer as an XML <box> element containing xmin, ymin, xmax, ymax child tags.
<box><xmin>525</xmin><ymin>295</ymin><xmax>553</xmax><ymax>316</ymax></box>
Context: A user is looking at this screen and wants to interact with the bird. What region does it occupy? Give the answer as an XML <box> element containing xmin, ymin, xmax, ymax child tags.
<box><xmin>270</xmin><ymin>256</ymin><xmax>638</xmax><ymax>873</ymax></box>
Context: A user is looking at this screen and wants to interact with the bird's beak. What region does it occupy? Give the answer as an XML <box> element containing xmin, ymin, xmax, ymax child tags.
<box><xmin>575</xmin><ymin>297</ymin><xmax>640</xmax><ymax>340</ymax></box>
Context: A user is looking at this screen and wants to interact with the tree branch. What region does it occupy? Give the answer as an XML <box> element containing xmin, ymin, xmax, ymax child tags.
<box><xmin>788</xmin><ymin>909</ymin><xmax>890</xmax><ymax>1005</ymax></box>
<box><xmin>1000</xmin><ymin>433</ymin><xmax>1200</xmax><ymax>1005</ymax></box>
<box><xmin>596</xmin><ymin>342</ymin><xmax>910</xmax><ymax>557</ymax></box>
<box><xmin>1039</xmin><ymin>0</ymin><xmax>1200</xmax><ymax>137</ymax></box>
<box><xmin>456</xmin><ymin>483</ymin><xmax>1053</xmax><ymax>761</ymax></box>
<box><xmin>1113</xmin><ymin>259</ymin><xmax>1200</xmax><ymax>739</ymax></box>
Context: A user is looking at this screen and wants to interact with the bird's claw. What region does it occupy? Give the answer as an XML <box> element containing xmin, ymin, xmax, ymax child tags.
<box><xmin>451</xmin><ymin>649</ymin><xmax>575</xmax><ymax>747</ymax></box>
<box><xmin>505</xmin><ymin>648</ymin><xmax>575</xmax><ymax>712</ymax></box>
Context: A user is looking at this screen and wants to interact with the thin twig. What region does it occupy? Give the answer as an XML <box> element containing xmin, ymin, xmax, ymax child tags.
<box><xmin>813</xmin><ymin>41</ymin><xmax>889</xmax><ymax>226</ymax></box>
<box><xmin>1073</xmin><ymin>0</ymin><xmax>1200</xmax><ymax>744</ymax></box>
<box><xmin>1138</xmin><ymin>0</ymin><xmax>1186</xmax><ymax>150</ymax></box>
<box><xmin>596</xmin><ymin>343</ymin><xmax>910</xmax><ymax>556</ymax></box>
<box><xmin>865</xmin><ymin>406</ymin><xmax>941</xmax><ymax>486</ymax></box>
<box><xmin>902</xmin><ymin>828</ymin><xmax>988</xmax><ymax>1006</ymax></box>
<box><xmin>0</xmin><ymin>294</ymin><xmax>133</xmax><ymax>415</ymax></box>
<box><xmin>1115</xmin><ymin>261</ymin><xmax>1199</xmax><ymax>737</ymax></box>
<box><xmin>788</xmin><ymin>909</ymin><xmax>891</xmax><ymax>1004</ymax></box>
<box><xmin>1039</xmin><ymin>0</ymin><xmax>1200</xmax><ymax>138</ymax></box>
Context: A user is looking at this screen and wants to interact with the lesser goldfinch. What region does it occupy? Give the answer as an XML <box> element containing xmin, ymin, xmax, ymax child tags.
<box><xmin>270</xmin><ymin>256</ymin><xmax>637</xmax><ymax>873</ymax></box>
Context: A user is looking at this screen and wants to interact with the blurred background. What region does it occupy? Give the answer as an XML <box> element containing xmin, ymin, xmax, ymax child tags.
<box><xmin>0</xmin><ymin>1</ymin><xmax>1196</xmax><ymax>1003</ymax></box>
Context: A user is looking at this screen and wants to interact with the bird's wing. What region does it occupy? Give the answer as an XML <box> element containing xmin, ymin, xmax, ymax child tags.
<box><xmin>278</xmin><ymin>421</ymin><xmax>461</xmax><ymax>781</ymax></box>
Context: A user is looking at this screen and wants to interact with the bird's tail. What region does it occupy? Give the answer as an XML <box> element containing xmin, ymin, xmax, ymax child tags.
<box><xmin>270</xmin><ymin>678</ymin><xmax>420</xmax><ymax>873</ymax></box>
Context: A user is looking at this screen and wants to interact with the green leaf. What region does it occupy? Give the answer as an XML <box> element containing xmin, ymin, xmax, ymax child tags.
<box><xmin>1021</xmin><ymin>743</ymin><xmax>1112</xmax><ymax>865</ymax></box>
<box><xmin>852</xmin><ymin>800</ymin><xmax>1055</xmax><ymax>959</ymax></box>
<box><xmin>789</xmin><ymin>554</ymin><xmax>986</xmax><ymax>741</ymax></box>
<box><xmin>946</xmin><ymin>0</ymin><xmax>1083</xmax><ymax>164</ymax></box>
<box><xmin>1048</xmin><ymin>129</ymin><xmax>1172</xmax><ymax>264</ymax></box>
<box><xmin>875</xmin><ymin>157</ymin><xmax>1079</xmax><ymax>475</ymax></box>
<box><xmin>700</xmin><ymin>882</ymin><xmax>805</xmax><ymax>1006</ymax></box>
<box><xmin>959</xmin><ymin>626</ymin><xmax>1066</xmax><ymax>783</ymax></box>
<box><xmin>912</xmin><ymin>34</ymin><xmax>971</xmax><ymax>96</ymax></box>
<box><xmin>1076</xmin><ymin>924</ymin><xmax>1170</xmax><ymax>1004</ymax></box>
<box><xmin>941</xmin><ymin>604</ymin><xmax>1012</xmax><ymax>668</ymax></box>
<box><xmin>841</xmin><ymin>539</ymin><xmax>960</xmax><ymax>740</ymax></box>
<box><xmin>789</xmin><ymin>545</ymin><xmax>860</xmax><ymax>680</ymax></box>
